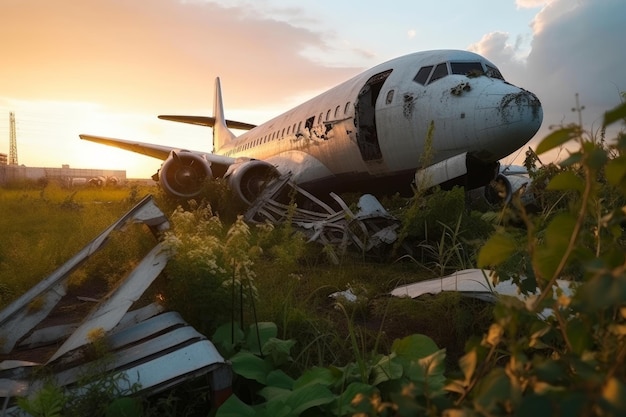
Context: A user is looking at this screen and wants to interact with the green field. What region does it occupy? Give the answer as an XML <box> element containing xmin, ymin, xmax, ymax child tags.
<box><xmin>2</xmin><ymin>103</ymin><xmax>626</xmax><ymax>416</ymax></box>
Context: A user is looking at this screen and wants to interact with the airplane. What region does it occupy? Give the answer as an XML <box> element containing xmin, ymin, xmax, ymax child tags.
<box><xmin>80</xmin><ymin>49</ymin><xmax>543</xmax><ymax>207</ymax></box>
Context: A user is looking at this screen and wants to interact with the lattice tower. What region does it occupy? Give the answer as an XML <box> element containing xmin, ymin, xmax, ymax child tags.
<box><xmin>9</xmin><ymin>112</ymin><xmax>18</xmax><ymax>165</ymax></box>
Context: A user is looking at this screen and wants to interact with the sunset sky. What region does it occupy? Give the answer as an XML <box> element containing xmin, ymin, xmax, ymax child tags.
<box><xmin>0</xmin><ymin>0</ymin><xmax>624</xmax><ymax>178</ymax></box>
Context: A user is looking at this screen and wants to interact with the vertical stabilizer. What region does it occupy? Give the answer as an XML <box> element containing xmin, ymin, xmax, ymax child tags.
<box><xmin>213</xmin><ymin>77</ymin><xmax>236</xmax><ymax>152</ymax></box>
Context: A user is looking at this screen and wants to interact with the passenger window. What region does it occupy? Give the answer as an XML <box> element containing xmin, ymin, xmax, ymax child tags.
<box><xmin>344</xmin><ymin>102</ymin><xmax>351</xmax><ymax>115</ymax></box>
<box><xmin>334</xmin><ymin>105</ymin><xmax>340</xmax><ymax>117</ymax></box>
<box><xmin>413</xmin><ymin>66</ymin><xmax>433</xmax><ymax>85</ymax></box>
<box><xmin>386</xmin><ymin>90</ymin><xmax>394</xmax><ymax>105</ymax></box>
<box><xmin>428</xmin><ymin>63</ymin><xmax>448</xmax><ymax>84</ymax></box>
<box><xmin>305</xmin><ymin>116</ymin><xmax>314</xmax><ymax>130</ymax></box>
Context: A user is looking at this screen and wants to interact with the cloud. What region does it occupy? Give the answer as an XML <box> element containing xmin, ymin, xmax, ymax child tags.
<box><xmin>470</xmin><ymin>0</ymin><xmax>626</xmax><ymax>157</ymax></box>
<box><xmin>515</xmin><ymin>0</ymin><xmax>550</xmax><ymax>9</ymax></box>
<box><xmin>0</xmin><ymin>0</ymin><xmax>362</xmax><ymax>115</ymax></box>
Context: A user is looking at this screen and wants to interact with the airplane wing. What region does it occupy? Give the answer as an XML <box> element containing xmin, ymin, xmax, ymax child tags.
<box><xmin>79</xmin><ymin>134</ymin><xmax>236</xmax><ymax>166</ymax></box>
<box><xmin>158</xmin><ymin>115</ymin><xmax>257</xmax><ymax>131</ymax></box>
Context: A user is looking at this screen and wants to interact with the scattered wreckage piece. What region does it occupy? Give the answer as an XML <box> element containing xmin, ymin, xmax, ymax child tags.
<box><xmin>390</xmin><ymin>268</ymin><xmax>573</xmax><ymax>318</ymax></box>
<box><xmin>0</xmin><ymin>195</ymin><xmax>231</xmax><ymax>415</ymax></box>
<box><xmin>244</xmin><ymin>174</ymin><xmax>401</xmax><ymax>261</ymax></box>
<box><xmin>0</xmin><ymin>195</ymin><xmax>168</xmax><ymax>355</ymax></box>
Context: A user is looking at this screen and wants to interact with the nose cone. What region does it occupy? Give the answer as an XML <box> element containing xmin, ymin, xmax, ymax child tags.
<box><xmin>475</xmin><ymin>85</ymin><xmax>543</xmax><ymax>160</ymax></box>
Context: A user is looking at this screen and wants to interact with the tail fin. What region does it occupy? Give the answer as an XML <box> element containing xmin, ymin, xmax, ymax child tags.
<box><xmin>213</xmin><ymin>77</ymin><xmax>236</xmax><ymax>153</ymax></box>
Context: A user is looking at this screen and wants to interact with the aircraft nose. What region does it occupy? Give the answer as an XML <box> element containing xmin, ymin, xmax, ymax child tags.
<box><xmin>475</xmin><ymin>85</ymin><xmax>543</xmax><ymax>159</ymax></box>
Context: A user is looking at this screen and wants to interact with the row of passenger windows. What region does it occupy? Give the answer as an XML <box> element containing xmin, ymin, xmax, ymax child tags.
<box><xmin>225</xmin><ymin>101</ymin><xmax>353</xmax><ymax>156</ymax></box>
<box><xmin>413</xmin><ymin>61</ymin><xmax>504</xmax><ymax>86</ymax></box>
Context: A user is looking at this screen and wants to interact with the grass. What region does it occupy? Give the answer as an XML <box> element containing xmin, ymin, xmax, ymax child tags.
<box><xmin>0</xmin><ymin>179</ymin><xmax>495</xmax><ymax>412</ymax></box>
<box><xmin>0</xmin><ymin>181</ymin><xmax>157</xmax><ymax>308</ymax></box>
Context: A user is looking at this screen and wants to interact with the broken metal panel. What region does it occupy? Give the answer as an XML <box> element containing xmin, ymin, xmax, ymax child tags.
<box><xmin>2</xmin><ymin>314</ymin><xmax>228</xmax><ymax>416</ymax></box>
<box><xmin>48</xmin><ymin>243</ymin><xmax>170</xmax><ymax>363</ymax></box>
<box><xmin>390</xmin><ymin>269</ymin><xmax>499</xmax><ymax>300</ymax></box>
<box><xmin>1</xmin><ymin>195</ymin><xmax>233</xmax><ymax>416</ymax></box>
<box><xmin>0</xmin><ymin>195</ymin><xmax>168</xmax><ymax>354</ymax></box>
<box><xmin>390</xmin><ymin>268</ymin><xmax>574</xmax><ymax>317</ymax></box>
<box><xmin>106</xmin><ymin>311</ymin><xmax>187</xmax><ymax>352</ymax></box>
<box><xmin>113</xmin><ymin>302</ymin><xmax>164</xmax><ymax>333</ymax></box>
<box><xmin>244</xmin><ymin>175</ymin><xmax>400</xmax><ymax>263</ymax></box>
<box><xmin>18</xmin><ymin>324</ymin><xmax>77</xmax><ymax>351</ymax></box>
<box><xmin>48</xmin><ymin>320</ymin><xmax>226</xmax><ymax>400</ymax></box>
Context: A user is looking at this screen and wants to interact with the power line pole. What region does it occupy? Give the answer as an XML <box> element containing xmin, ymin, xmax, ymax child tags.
<box><xmin>9</xmin><ymin>112</ymin><xmax>18</xmax><ymax>165</ymax></box>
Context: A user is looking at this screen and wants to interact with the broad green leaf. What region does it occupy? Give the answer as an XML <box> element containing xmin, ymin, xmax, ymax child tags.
<box><xmin>587</xmin><ymin>146</ymin><xmax>608</xmax><ymax>171</ymax></box>
<box><xmin>267</xmin><ymin>369</ymin><xmax>295</xmax><ymax>390</ymax></box>
<box><xmin>534</xmin><ymin>357</ymin><xmax>567</xmax><ymax>384</ymax></box>
<box><xmin>546</xmin><ymin>171</ymin><xmax>584</xmax><ymax>192</ymax></box>
<box><xmin>247</xmin><ymin>322</ymin><xmax>278</xmax><ymax>354</ymax></box>
<box><xmin>283</xmin><ymin>383</ymin><xmax>335</xmax><ymax>415</ymax></box>
<box><xmin>370</xmin><ymin>354</ymin><xmax>403</xmax><ymax>386</ymax></box>
<box><xmin>477</xmin><ymin>232</ymin><xmax>517</xmax><ymax>268</ymax></box>
<box><xmin>294</xmin><ymin>366</ymin><xmax>338</xmax><ymax>390</ymax></box>
<box><xmin>258</xmin><ymin>385</ymin><xmax>291</xmax><ymax>402</ymax></box>
<box><xmin>603</xmin><ymin>101</ymin><xmax>626</xmax><ymax>127</ymax></box>
<box><xmin>230</xmin><ymin>351</ymin><xmax>272</xmax><ymax>384</ymax></box>
<box><xmin>333</xmin><ymin>382</ymin><xmax>376</xmax><ymax>416</ymax></box>
<box><xmin>392</xmin><ymin>334</ymin><xmax>440</xmax><ymax>361</ymax></box>
<box><xmin>565</xmin><ymin>318</ymin><xmax>592</xmax><ymax>355</ymax></box>
<box><xmin>605</xmin><ymin>156</ymin><xmax>626</xmax><ymax>186</ymax></box>
<box><xmin>262</xmin><ymin>337</ymin><xmax>296</xmax><ymax>367</ymax></box>
<box><xmin>535</xmin><ymin>127</ymin><xmax>578</xmax><ymax>155</ymax></box>
<box><xmin>574</xmin><ymin>271</ymin><xmax>626</xmax><ymax>312</ymax></box>
<box><xmin>212</xmin><ymin>322</ymin><xmax>245</xmax><ymax>357</ymax></box>
<box><xmin>534</xmin><ymin>240</ymin><xmax>567</xmax><ymax>280</ymax></box>
<box><xmin>473</xmin><ymin>368</ymin><xmax>511</xmax><ymax>414</ymax></box>
<box><xmin>216</xmin><ymin>394</ymin><xmax>256</xmax><ymax>417</ymax></box>
<box><xmin>405</xmin><ymin>349</ymin><xmax>447</xmax><ymax>394</ymax></box>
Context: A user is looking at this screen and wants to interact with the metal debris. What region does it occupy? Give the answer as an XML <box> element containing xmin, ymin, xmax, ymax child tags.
<box><xmin>244</xmin><ymin>174</ymin><xmax>400</xmax><ymax>262</ymax></box>
<box><xmin>0</xmin><ymin>195</ymin><xmax>231</xmax><ymax>415</ymax></box>
<box><xmin>390</xmin><ymin>268</ymin><xmax>574</xmax><ymax>318</ymax></box>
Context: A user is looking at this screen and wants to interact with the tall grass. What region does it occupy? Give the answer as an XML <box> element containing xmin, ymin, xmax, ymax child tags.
<box><xmin>0</xmin><ymin>183</ymin><xmax>155</xmax><ymax>308</ymax></box>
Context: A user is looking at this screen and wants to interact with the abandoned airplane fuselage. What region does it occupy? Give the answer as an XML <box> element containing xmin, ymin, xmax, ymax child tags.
<box><xmin>81</xmin><ymin>49</ymin><xmax>542</xmax><ymax>205</ymax></box>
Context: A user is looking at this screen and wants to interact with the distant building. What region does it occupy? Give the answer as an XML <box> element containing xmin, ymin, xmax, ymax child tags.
<box><xmin>0</xmin><ymin>153</ymin><xmax>7</xmax><ymax>165</ymax></box>
<box><xmin>0</xmin><ymin>163</ymin><xmax>126</xmax><ymax>186</ymax></box>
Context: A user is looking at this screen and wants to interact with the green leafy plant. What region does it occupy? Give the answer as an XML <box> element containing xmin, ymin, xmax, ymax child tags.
<box><xmin>214</xmin><ymin>320</ymin><xmax>448</xmax><ymax>417</ymax></box>
<box><xmin>449</xmin><ymin>101</ymin><xmax>626</xmax><ymax>416</ymax></box>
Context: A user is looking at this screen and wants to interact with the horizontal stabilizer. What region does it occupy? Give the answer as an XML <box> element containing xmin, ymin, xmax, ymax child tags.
<box><xmin>158</xmin><ymin>115</ymin><xmax>256</xmax><ymax>131</ymax></box>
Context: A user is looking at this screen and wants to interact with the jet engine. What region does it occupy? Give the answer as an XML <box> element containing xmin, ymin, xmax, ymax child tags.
<box><xmin>467</xmin><ymin>167</ymin><xmax>534</xmax><ymax>208</ymax></box>
<box><xmin>226</xmin><ymin>160</ymin><xmax>280</xmax><ymax>206</ymax></box>
<box><xmin>157</xmin><ymin>151</ymin><xmax>213</xmax><ymax>199</ymax></box>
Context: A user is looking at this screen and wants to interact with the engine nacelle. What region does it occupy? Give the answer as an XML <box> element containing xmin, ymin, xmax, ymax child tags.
<box><xmin>226</xmin><ymin>160</ymin><xmax>280</xmax><ymax>206</ymax></box>
<box><xmin>158</xmin><ymin>151</ymin><xmax>213</xmax><ymax>199</ymax></box>
<box><xmin>467</xmin><ymin>167</ymin><xmax>534</xmax><ymax>208</ymax></box>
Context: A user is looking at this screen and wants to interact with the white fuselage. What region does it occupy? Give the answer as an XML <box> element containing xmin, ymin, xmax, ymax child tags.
<box><xmin>217</xmin><ymin>50</ymin><xmax>542</xmax><ymax>195</ymax></box>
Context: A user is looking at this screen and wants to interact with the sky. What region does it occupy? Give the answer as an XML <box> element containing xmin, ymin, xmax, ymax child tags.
<box><xmin>0</xmin><ymin>0</ymin><xmax>624</xmax><ymax>178</ymax></box>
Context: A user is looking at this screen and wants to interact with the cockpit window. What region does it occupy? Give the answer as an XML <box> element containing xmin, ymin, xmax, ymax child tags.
<box><xmin>485</xmin><ymin>65</ymin><xmax>504</xmax><ymax>80</ymax></box>
<box><xmin>450</xmin><ymin>62</ymin><xmax>484</xmax><ymax>77</ymax></box>
<box><xmin>413</xmin><ymin>65</ymin><xmax>433</xmax><ymax>85</ymax></box>
<box><xmin>428</xmin><ymin>63</ymin><xmax>449</xmax><ymax>84</ymax></box>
